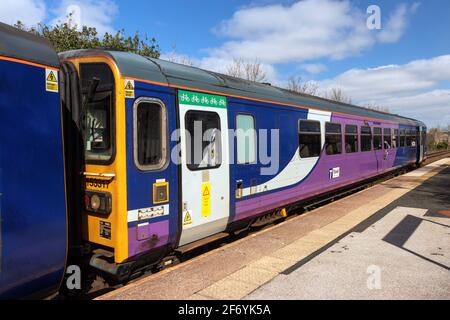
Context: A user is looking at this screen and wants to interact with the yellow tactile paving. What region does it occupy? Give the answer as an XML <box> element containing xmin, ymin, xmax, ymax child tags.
<box><xmin>195</xmin><ymin>159</ymin><xmax>450</xmax><ymax>299</ymax></box>
<box><xmin>227</xmin><ymin>266</ymin><xmax>278</xmax><ymax>286</ymax></box>
<box><xmin>247</xmin><ymin>256</ymin><xmax>294</xmax><ymax>273</ymax></box>
<box><xmin>197</xmin><ymin>278</ymin><xmax>256</xmax><ymax>300</ymax></box>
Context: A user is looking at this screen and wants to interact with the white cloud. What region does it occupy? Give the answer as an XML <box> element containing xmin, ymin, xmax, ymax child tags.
<box><xmin>0</xmin><ymin>0</ymin><xmax>46</xmax><ymax>26</ymax></box>
<box><xmin>318</xmin><ymin>55</ymin><xmax>450</xmax><ymax>127</ymax></box>
<box><xmin>50</xmin><ymin>0</ymin><xmax>118</xmax><ymax>35</ymax></box>
<box><xmin>382</xmin><ymin>90</ymin><xmax>450</xmax><ymax>127</ymax></box>
<box><xmin>377</xmin><ymin>2</ymin><xmax>420</xmax><ymax>43</ymax></box>
<box><xmin>206</xmin><ymin>0</ymin><xmax>417</xmax><ymax>64</ymax></box>
<box><xmin>300</xmin><ymin>63</ymin><xmax>327</xmax><ymax>74</ymax></box>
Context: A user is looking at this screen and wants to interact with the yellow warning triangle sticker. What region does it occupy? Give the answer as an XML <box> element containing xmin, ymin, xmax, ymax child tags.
<box><xmin>125</xmin><ymin>81</ymin><xmax>134</xmax><ymax>90</ymax></box>
<box><xmin>46</xmin><ymin>71</ymin><xmax>57</xmax><ymax>82</ymax></box>
<box><xmin>183</xmin><ymin>212</ymin><xmax>192</xmax><ymax>225</ymax></box>
<box><xmin>202</xmin><ymin>186</ymin><xmax>210</xmax><ymax>197</ymax></box>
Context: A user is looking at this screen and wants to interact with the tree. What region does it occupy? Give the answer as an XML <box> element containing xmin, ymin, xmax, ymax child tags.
<box><xmin>14</xmin><ymin>18</ymin><xmax>160</xmax><ymax>58</ymax></box>
<box><xmin>324</xmin><ymin>87</ymin><xmax>352</xmax><ymax>104</ymax></box>
<box><xmin>363</xmin><ymin>102</ymin><xmax>390</xmax><ymax>113</ymax></box>
<box><xmin>225</xmin><ymin>58</ymin><xmax>267</xmax><ymax>83</ymax></box>
<box><xmin>165</xmin><ymin>45</ymin><xmax>194</xmax><ymax>66</ymax></box>
<box><xmin>285</xmin><ymin>76</ymin><xmax>319</xmax><ymax>96</ymax></box>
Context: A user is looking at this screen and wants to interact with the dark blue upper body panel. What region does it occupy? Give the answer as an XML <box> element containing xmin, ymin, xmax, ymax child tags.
<box><xmin>0</xmin><ymin>59</ymin><xmax>67</xmax><ymax>299</ymax></box>
<box><xmin>125</xmin><ymin>81</ymin><xmax>180</xmax><ymax>247</ymax></box>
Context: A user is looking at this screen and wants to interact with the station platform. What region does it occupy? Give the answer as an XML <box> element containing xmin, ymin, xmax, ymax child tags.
<box><xmin>98</xmin><ymin>158</ymin><xmax>450</xmax><ymax>300</ymax></box>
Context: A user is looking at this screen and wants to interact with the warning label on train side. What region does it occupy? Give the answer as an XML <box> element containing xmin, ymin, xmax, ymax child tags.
<box><xmin>124</xmin><ymin>79</ymin><xmax>135</xmax><ymax>98</ymax></box>
<box><xmin>183</xmin><ymin>211</ymin><xmax>192</xmax><ymax>226</ymax></box>
<box><xmin>201</xmin><ymin>183</ymin><xmax>211</xmax><ymax>217</ymax></box>
<box><xmin>45</xmin><ymin>69</ymin><xmax>59</xmax><ymax>93</ymax></box>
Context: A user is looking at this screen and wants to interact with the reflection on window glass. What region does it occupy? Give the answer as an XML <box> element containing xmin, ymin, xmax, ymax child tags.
<box><xmin>85</xmin><ymin>92</ymin><xmax>112</xmax><ymax>161</ymax></box>
<box><xmin>236</xmin><ymin>114</ymin><xmax>256</xmax><ymax>164</ymax></box>
<box><xmin>185</xmin><ymin>111</ymin><xmax>222</xmax><ymax>170</ymax></box>
<box><xmin>299</xmin><ymin>120</ymin><xmax>321</xmax><ymax>158</ymax></box>
<box><xmin>81</xmin><ymin>63</ymin><xmax>115</xmax><ymax>163</ymax></box>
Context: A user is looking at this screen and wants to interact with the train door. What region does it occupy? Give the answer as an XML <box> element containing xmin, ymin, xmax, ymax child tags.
<box><xmin>372</xmin><ymin>126</ymin><xmax>384</xmax><ymax>173</ymax></box>
<box><xmin>418</xmin><ymin>126</ymin><xmax>424</xmax><ymax>163</ymax></box>
<box><xmin>177</xmin><ymin>90</ymin><xmax>230</xmax><ymax>246</ymax></box>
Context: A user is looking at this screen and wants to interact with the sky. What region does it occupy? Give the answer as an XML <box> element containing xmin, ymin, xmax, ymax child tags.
<box><xmin>1</xmin><ymin>0</ymin><xmax>449</xmax><ymax>128</ymax></box>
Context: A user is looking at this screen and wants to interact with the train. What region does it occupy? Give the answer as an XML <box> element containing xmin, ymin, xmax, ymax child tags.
<box><xmin>0</xmin><ymin>22</ymin><xmax>427</xmax><ymax>299</ymax></box>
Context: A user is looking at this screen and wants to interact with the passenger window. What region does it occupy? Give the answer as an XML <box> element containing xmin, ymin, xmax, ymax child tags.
<box><xmin>134</xmin><ymin>99</ymin><xmax>167</xmax><ymax>170</ymax></box>
<box><xmin>345</xmin><ymin>125</ymin><xmax>358</xmax><ymax>153</ymax></box>
<box><xmin>400</xmin><ymin>130</ymin><xmax>406</xmax><ymax>147</ymax></box>
<box><xmin>361</xmin><ymin>126</ymin><xmax>372</xmax><ymax>152</ymax></box>
<box><xmin>298</xmin><ymin>120</ymin><xmax>321</xmax><ymax>158</ymax></box>
<box><xmin>185</xmin><ymin>111</ymin><xmax>222</xmax><ymax>170</ymax></box>
<box><xmin>325</xmin><ymin>122</ymin><xmax>342</xmax><ymax>155</ymax></box>
<box><xmin>383</xmin><ymin>128</ymin><xmax>392</xmax><ymax>149</ymax></box>
<box><xmin>393</xmin><ymin>129</ymin><xmax>399</xmax><ymax>148</ymax></box>
<box><xmin>406</xmin><ymin>130</ymin><xmax>412</xmax><ymax>147</ymax></box>
<box><xmin>236</xmin><ymin>114</ymin><xmax>257</xmax><ymax>164</ymax></box>
<box><xmin>373</xmin><ymin>127</ymin><xmax>382</xmax><ymax>150</ymax></box>
<box><xmin>411</xmin><ymin>130</ymin><xmax>417</xmax><ymax>147</ymax></box>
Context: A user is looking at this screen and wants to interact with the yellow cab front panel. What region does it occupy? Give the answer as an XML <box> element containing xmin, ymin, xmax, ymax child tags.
<box><xmin>64</xmin><ymin>55</ymin><xmax>129</xmax><ymax>263</ymax></box>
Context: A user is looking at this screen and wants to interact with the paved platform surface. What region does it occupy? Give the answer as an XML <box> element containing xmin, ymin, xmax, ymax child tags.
<box><xmin>98</xmin><ymin>158</ymin><xmax>450</xmax><ymax>300</ymax></box>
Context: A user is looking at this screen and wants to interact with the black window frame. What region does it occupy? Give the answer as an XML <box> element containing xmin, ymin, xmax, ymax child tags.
<box><xmin>400</xmin><ymin>129</ymin><xmax>406</xmax><ymax>147</ymax></box>
<box><xmin>325</xmin><ymin>122</ymin><xmax>342</xmax><ymax>156</ymax></box>
<box><xmin>344</xmin><ymin>124</ymin><xmax>359</xmax><ymax>153</ymax></box>
<box><xmin>393</xmin><ymin>129</ymin><xmax>399</xmax><ymax>149</ymax></box>
<box><xmin>80</xmin><ymin>62</ymin><xmax>116</xmax><ymax>165</ymax></box>
<box><xmin>185</xmin><ymin>110</ymin><xmax>222</xmax><ymax>171</ymax></box>
<box><xmin>360</xmin><ymin>125</ymin><xmax>372</xmax><ymax>152</ymax></box>
<box><xmin>373</xmin><ymin>127</ymin><xmax>383</xmax><ymax>150</ymax></box>
<box><xmin>383</xmin><ymin>128</ymin><xmax>392</xmax><ymax>150</ymax></box>
<box><xmin>298</xmin><ymin>119</ymin><xmax>322</xmax><ymax>158</ymax></box>
<box><xmin>406</xmin><ymin>130</ymin><xmax>413</xmax><ymax>147</ymax></box>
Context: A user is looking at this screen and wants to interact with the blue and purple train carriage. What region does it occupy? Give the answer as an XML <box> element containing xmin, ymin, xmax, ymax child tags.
<box><xmin>0</xmin><ymin>22</ymin><xmax>426</xmax><ymax>299</ymax></box>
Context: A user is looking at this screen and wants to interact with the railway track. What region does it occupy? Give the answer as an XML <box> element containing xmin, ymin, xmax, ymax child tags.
<box><xmin>424</xmin><ymin>150</ymin><xmax>450</xmax><ymax>164</ymax></box>
<box><xmin>65</xmin><ymin>150</ymin><xmax>450</xmax><ymax>300</ymax></box>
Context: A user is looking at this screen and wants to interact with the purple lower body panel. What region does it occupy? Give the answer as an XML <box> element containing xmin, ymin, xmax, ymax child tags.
<box><xmin>128</xmin><ymin>220</ymin><xmax>170</xmax><ymax>258</ymax></box>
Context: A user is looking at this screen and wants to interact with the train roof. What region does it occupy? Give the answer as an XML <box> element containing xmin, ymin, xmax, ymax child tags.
<box><xmin>60</xmin><ymin>49</ymin><xmax>425</xmax><ymax>127</ymax></box>
<box><xmin>0</xmin><ymin>22</ymin><xmax>59</xmax><ymax>68</ymax></box>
